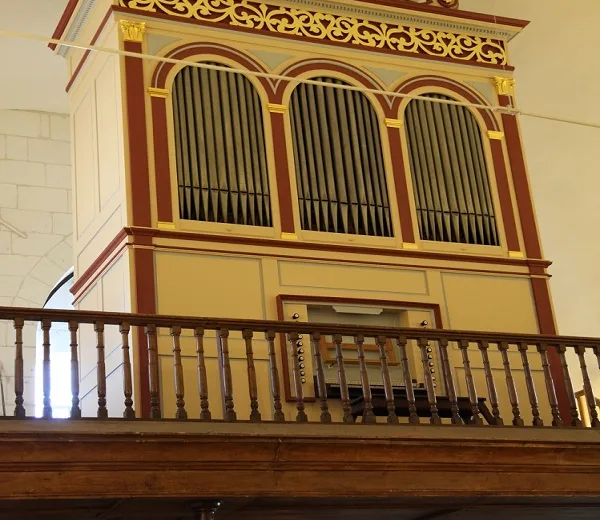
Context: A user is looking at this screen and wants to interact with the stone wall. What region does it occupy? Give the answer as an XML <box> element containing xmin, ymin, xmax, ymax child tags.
<box><xmin>0</xmin><ymin>109</ymin><xmax>72</xmax><ymax>413</ymax></box>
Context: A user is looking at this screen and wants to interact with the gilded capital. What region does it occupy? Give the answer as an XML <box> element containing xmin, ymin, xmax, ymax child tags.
<box><xmin>120</xmin><ymin>20</ymin><xmax>147</xmax><ymax>43</ymax></box>
<box><xmin>493</xmin><ymin>77</ymin><xmax>516</xmax><ymax>97</ymax></box>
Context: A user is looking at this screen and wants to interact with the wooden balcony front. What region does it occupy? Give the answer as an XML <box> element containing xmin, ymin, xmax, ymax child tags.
<box><xmin>1</xmin><ymin>306</ymin><xmax>600</xmax><ymax>519</ymax></box>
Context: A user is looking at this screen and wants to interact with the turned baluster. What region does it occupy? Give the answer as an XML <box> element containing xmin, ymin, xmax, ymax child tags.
<box><xmin>171</xmin><ymin>326</ymin><xmax>187</xmax><ymax>420</ymax></box>
<box><xmin>95</xmin><ymin>322</ymin><xmax>108</xmax><ymax>419</ymax></box>
<box><xmin>288</xmin><ymin>332</ymin><xmax>308</xmax><ymax>422</ymax></box>
<box><xmin>556</xmin><ymin>344</ymin><xmax>582</xmax><ymax>427</ymax></box>
<box><xmin>458</xmin><ymin>339</ymin><xmax>483</xmax><ymax>425</ymax></box>
<box><xmin>354</xmin><ymin>334</ymin><xmax>375</xmax><ymax>424</ymax></box>
<box><xmin>311</xmin><ymin>332</ymin><xmax>331</xmax><ymax>423</ymax></box>
<box><xmin>41</xmin><ymin>319</ymin><xmax>52</xmax><ymax>419</ymax></box>
<box><xmin>575</xmin><ymin>345</ymin><xmax>599</xmax><ymax>427</ymax></box>
<box><xmin>332</xmin><ymin>334</ymin><xmax>354</xmax><ymax>424</ymax></box>
<box><xmin>377</xmin><ymin>335</ymin><xmax>399</xmax><ymax>424</ymax></box>
<box><xmin>242</xmin><ymin>329</ymin><xmax>261</xmax><ymax>422</ymax></box>
<box><xmin>537</xmin><ymin>343</ymin><xmax>562</xmax><ymax>427</ymax></box>
<box><xmin>265</xmin><ymin>331</ymin><xmax>285</xmax><ymax>422</ymax></box>
<box><xmin>498</xmin><ymin>342</ymin><xmax>524</xmax><ymax>426</ymax></box>
<box><xmin>68</xmin><ymin>321</ymin><xmax>81</xmax><ymax>419</ymax></box>
<box><xmin>517</xmin><ymin>342</ymin><xmax>543</xmax><ymax>426</ymax></box>
<box><xmin>145</xmin><ymin>324</ymin><xmax>161</xmax><ymax>419</ymax></box>
<box><xmin>418</xmin><ymin>337</ymin><xmax>441</xmax><ymax>424</ymax></box>
<box><xmin>217</xmin><ymin>328</ymin><xmax>236</xmax><ymax>421</ymax></box>
<box><xmin>478</xmin><ymin>340</ymin><xmax>503</xmax><ymax>425</ymax></box>
<box><xmin>397</xmin><ymin>336</ymin><xmax>419</xmax><ymax>424</ymax></box>
<box><xmin>438</xmin><ymin>338</ymin><xmax>461</xmax><ymax>425</ymax></box>
<box><xmin>194</xmin><ymin>327</ymin><xmax>211</xmax><ymax>420</ymax></box>
<box><xmin>120</xmin><ymin>323</ymin><xmax>135</xmax><ymax>419</ymax></box>
<box><xmin>13</xmin><ymin>318</ymin><xmax>25</xmax><ymax>418</ymax></box>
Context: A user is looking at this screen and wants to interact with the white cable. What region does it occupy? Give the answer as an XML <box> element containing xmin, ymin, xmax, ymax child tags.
<box><xmin>1</xmin><ymin>27</ymin><xmax>599</xmax><ymax>131</ymax></box>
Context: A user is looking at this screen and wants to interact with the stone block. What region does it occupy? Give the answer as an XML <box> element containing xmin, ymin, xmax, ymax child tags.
<box><xmin>29</xmin><ymin>257</ymin><xmax>65</xmax><ymax>287</ymax></box>
<box><xmin>50</xmin><ymin>114</ymin><xmax>71</xmax><ymax>142</ymax></box>
<box><xmin>0</xmin><ymin>183</ymin><xmax>17</xmax><ymax>208</ymax></box>
<box><xmin>6</xmin><ymin>136</ymin><xmax>27</xmax><ymax>160</ymax></box>
<box><xmin>17</xmin><ymin>186</ymin><xmax>69</xmax><ymax>213</ymax></box>
<box><xmin>17</xmin><ymin>277</ymin><xmax>52</xmax><ymax>306</ymax></box>
<box><xmin>0</xmin><ymin>231</ymin><xmax>10</xmax><ymax>254</ymax></box>
<box><xmin>11</xmin><ymin>232</ymin><xmax>62</xmax><ymax>256</ymax></box>
<box><xmin>27</xmin><ymin>138</ymin><xmax>71</xmax><ymax>165</ymax></box>
<box><xmin>0</xmin><ymin>160</ymin><xmax>46</xmax><ymax>186</ymax></box>
<box><xmin>52</xmin><ymin>213</ymin><xmax>72</xmax><ymax>235</ymax></box>
<box><xmin>46</xmin><ymin>164</ymin><xmax>71</xmax><ymax>189</ymax></box>
<box><xmin>0</xmin><ymin>254</ymin><xmax>38</xmax><ymax>276</ymax></box>
<box><xmin>47</xmin><ymin>240</ymin><xmax>72</xmax><ymax>270</ymax></box>
<box><xmin>0</xmin><ymin>110</ymin><xmax>41</xmax><ymax>138</ymax></box>
<box><xmin>41</xmin><ymin>114</ymin><xmax>50</xmax><ymax>138</ymax></box>
<box><xmin>0</xmin><ymin>275</ymin><xmax>21</xmax><ymax>297</ymax></box>
<box><xmin>1</xmin><ymin>208</ymin><xmax>52</xmax><ymax>233</ymax></box>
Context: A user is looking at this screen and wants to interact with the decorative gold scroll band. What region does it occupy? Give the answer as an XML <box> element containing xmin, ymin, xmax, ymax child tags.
<box><xmin>118</xmin><ymin>1</ymin><xmax>506</xmax><ymax>66</ymax></box>
<box><xmin>487</xmin><ymin>130</ymin><xmax>505</xmax><ymax>140</ymax></box>
<box><xmin>119</xmin><ymin>20</ymin><xmax>146</xmax><ymax>43</ymax></box>
<box><xmin>267</xmin><ymin>103</ymin><xmax>287</xmax><ymax>114</ymax></box>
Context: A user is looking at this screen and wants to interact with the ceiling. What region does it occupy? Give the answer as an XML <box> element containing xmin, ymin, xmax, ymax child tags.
<box><xmin>0</xmin><ymin>0</ymin><xmax>69</xmax><ymax>113</ymax></box>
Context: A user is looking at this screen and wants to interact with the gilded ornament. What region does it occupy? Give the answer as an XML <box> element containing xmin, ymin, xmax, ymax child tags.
<box><xmin>120</xmin><ymin>20</ymin><xmax>147</xmax><ymax>43</ymax></box>
<box><xmin>493</xmin><ymin>76</ymin><xmax>515</xmax><ymax>96</ymax></box>
<box><xmin>157</xmin><ymin>221</ymin><xmax>176</xmax><ymax>229</ymax></box>
<box><xmin>384</xmin><ymin>118</ymin><xmax>403</xmax><ymax>128</ymax></box>
<box><xmin>281</xmin><ymin>232</ymin><xmax>298</xmax><ymax>240</ymax></box>
<box><xmin>487</xmin><ymin>130</ymin><xmax>504</xmax><ymax>140</ymax></box>
<box><xmin>402</xmin><ymin>242</ymin><xmax>419</xmax><ymax>250</ymax></box>
<box><xmin>148</xmin><ymin>87</ymin><xmax>170</xmax><ymax>97</ymax></box>
<box><xmin>402</xmin><ymin>0</ymin><xmax>459</xmax><ymax>7</ymax></box>
<box><xmin>118</xmin><ymin>1</ymin><xmax>507</xmax><ymax>65</ymax></box>
<box><xmin>508</xmin><ymin>250</ymin><xmax>524</xmax><ymax>259</ymax></box>
<box><xmin>267</xmin><ymin>103</ymin><xmax>287</xmax><ymax>113</ymax></box>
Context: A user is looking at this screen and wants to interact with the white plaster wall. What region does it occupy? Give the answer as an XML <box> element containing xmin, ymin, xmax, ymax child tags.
<box><xmin>462</xmin><ymin>0</ymin><xmax>600</xmax><ymax>393</ymax></box>
<box><xmin>0</xmin><ymin>109</ymin><xmax>72</xmax><ymax>413</ymax></box>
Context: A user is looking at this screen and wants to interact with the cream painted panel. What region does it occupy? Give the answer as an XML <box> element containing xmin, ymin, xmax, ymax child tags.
<box><xmin>278</xmin><ymin>261</ymin><xmax>428</xmax><ymax>295</ymax></box>
<box><xmin>95</xmin><ymin>56</ymin><xmax>122</xmax><ymax>209</ymax></box>
<box><xmin>101</xmin><ymin>256</ymin><xmax>129</xmax><ymax>354</ymax></box>
<box><xmin>77</xmin><ymin>284</ymin><xmax>101</xmax><ymax>384</ymax></box>
<box><xmin>442</xmin><ymin>273</ymin><xmax>538</xmax><ymax>333</ymax></box>
<box><xmin>105</xmin><ymin>365</ymin><xmax>126</xmax><ymax>418</ymax></box>
<box><xmin>73</xmin><ymin>91</ymin><xmax>97</xmax><ymax>237</ymax></box>
<box><xmin>76</xmin><ymin>207</ymin><xmax>123</xmax><ymax>274</ymax></box>
<box><xmin>159</xmin><ymin>355</ymin><xmax>273</xmax><ymax>421</ymax></box>
<box><xmin>155</xmin><ymin>252</ymin><xmax>265</xmax><ymax>319</ymax></box>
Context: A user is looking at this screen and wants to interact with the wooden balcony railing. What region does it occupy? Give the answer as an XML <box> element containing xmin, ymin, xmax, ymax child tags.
<box><xmin>1</xmin><ymin>306</ymin><xmax>599</xmax><ymax>429</ymax></box>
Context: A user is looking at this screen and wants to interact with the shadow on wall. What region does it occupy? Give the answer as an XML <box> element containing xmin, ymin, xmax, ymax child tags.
<box><xmin>34</xmin><ymin>268</ymin><xmax>74</xmax><ymax>418</ymax></box>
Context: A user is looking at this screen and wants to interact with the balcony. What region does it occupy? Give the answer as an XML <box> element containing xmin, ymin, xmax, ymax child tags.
<box><xmin>1</xmin><ymin>306</ymin><xmax>600</xmax><ymax>519</ymax></box>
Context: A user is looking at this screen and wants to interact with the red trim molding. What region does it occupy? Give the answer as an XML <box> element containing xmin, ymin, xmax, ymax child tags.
<box><xmin>270</xmin><ymin>112</ymin><xmax>296</xmax><ymax>234</ymax></box>
<box><xmin>150</xmin><ymin>96</ymin><xmax>174</xmax><ymax>224</ymax></box>
<box><xmin>499</xmin><ymin>94</ymin><xmax>543</xmax><ymax>260</ymax></box>
<box><xmin>49</xmin><ymin>0</ymin><xmax>80</xmax><ymax>50</ymax></box>
<box><xmin>124</xmin><ymin>40</ymin><xmax>152</xmax><ymax>228</ymax></box>
<box><xmin>387</xmin><ymin>126</ymin><xmax>415</xmax><ymax>243</ymax></box>
<box><xmin>490</xmin><ymin>139</ymin><xmax>520</xmax><ymax>253</ymax></box>
<box><xmin>531</xmin><ymin>278</ymin><xmax>570</xmax><ymax>422</ymax></box>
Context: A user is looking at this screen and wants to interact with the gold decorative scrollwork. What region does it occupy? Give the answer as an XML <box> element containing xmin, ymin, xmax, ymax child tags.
<box><xmin>403</xmin><ymin>0</ymin><xmax>459</xmax><ymax>8</ymax></box>
<box><xmin>119</xmin><ymin>0</ymin><xmax>506</xmax><ymax>65</ymax></box>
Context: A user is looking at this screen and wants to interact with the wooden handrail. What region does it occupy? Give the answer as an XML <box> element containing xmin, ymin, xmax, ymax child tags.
<box><xmin>1</xmin><ymin>306</ymin><xmax>600</xmax><ymax>346</ymax></box>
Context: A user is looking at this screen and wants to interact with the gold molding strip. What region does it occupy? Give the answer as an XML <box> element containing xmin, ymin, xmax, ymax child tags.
<box><xmin>157</xmin><ymin>221</ymin><xmax>176</xmax><ymax>230</ymax></box>
<box><xmin>281</xmin><ymin>232</ymin><xmax>298</xmax><ymax>240</ymax></box>
<box><xmin>402</xmin><ymin>242</ymin><xmax>419</xmax><ymax>250</ymax></box>
<box><xmin>493</xmin><ymin>76</ymin><xmax>515</xmax><ymax>96</ymax></box>
<box><xmin>385</xmin><ymin>118</ymin><xmax>404</xmax><ymax>129</ymax></box>
<box><xmin>487</xmin><ymin>130</ymin><xmax>505</xmax><ymax>140</ymax></box>
<box><xmin>508</xmin><ymin>251</ymin><xmax>524</xmax><ymax>259</ymax></box>
<box><xmin>118</xmin><ymin>1</ymin><xmax>507</xmax><ymax>66</ymax></box>
<box><xmin>268</xmin><ymin>103</ymin><xmax>287</xmax><ymax>114</ymax></box>
<box><xmin>148</xmin><ymin>87</ymin><xmax>169</xmax><ymax>98</ymax></box>
<box><xmin>120</xmin><ymin>20</ymin><xmax>147</xmax><ymax>43</ymax></box>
